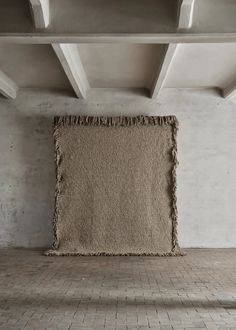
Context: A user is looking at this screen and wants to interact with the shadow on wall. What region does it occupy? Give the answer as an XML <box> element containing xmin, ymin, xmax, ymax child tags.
<box><xmin>0</xmin><ymin>108</ymin><xmax>55</xmax><ymax>248</ymax></box>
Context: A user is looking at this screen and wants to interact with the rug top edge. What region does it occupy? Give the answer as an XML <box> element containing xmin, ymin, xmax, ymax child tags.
<box><xmin>54</xmin><ymin>115</ymin><xmax>178</xmax><ymax>127</ymax></box>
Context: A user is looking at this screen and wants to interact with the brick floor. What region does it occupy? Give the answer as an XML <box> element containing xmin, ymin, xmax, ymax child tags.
<box><xmin>0</xmin><ymin>249</ymin><xmax>236</xmax><ymax>330</ymax></box>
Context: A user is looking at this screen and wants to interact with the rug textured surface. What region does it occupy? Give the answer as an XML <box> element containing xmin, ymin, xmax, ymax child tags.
<box><xmin>45</xmin><ymin>115</ymin><xmax>181</xmax><ymax>256</ymax></box>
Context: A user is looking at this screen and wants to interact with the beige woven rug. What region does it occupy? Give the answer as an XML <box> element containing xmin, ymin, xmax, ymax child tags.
<box><xmin>45</xmin><ymin>116</ymin><xmax>182</xmax><ymax>256</ymax></box>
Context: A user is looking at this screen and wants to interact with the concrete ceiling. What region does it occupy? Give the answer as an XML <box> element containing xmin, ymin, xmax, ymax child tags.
<box><xmin>0</xmin><ymin>0</ymin><xmax>33</xmax><ymax>33</ymax></box>
<box><xmin>0</xmin><ymin>43</ymin><xmax>236</xmax><ymax>95</ymax></box>
<box><xmin>0</xmin><ymin>44</ymin><xmax>71</xmax><ymax>89</ymax></box>
<box><xmin>77</xmin><ymin>44</ymin><xmax>164</xmax><ymax>89</ymax></box>
<box><xmin>0</xmin><ymin>0</ymin><xmax>236</xmax><ymax>100</ymax></box>
<box><xmin>0</xmin><ymin>0</ymin><xmax>178</xmax><ymax>34</ymax></box>
<box><xmin>1</xmin><ymin>0</ymin><xmax>236</xmax><ymax>34</ymax></box>
<box><xmin>165</xmin><ymin>44</ymin><xmax>236</xmax><ymax>89</ymax></box>
<box><xmin>49</xmin><ymin>0</ymin><xmax>177</xmax><ymax>34</ymax></box>
<box><xmin>190</xmin><ymin>0</ymin><xmax>236</xmax><ymax>33</ymax></box>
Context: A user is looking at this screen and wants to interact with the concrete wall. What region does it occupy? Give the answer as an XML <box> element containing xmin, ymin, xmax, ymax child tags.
<box><xmin>0</xmin><ymin>88</ymin><xmax>236</xmax><ymax>248</ymax></box>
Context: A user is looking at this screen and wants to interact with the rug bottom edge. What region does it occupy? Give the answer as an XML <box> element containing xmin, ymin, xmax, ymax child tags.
<box><xmin>44</xmin><ymin>250</ymin><xmax>185</xmax><ymax>257</ymax></box>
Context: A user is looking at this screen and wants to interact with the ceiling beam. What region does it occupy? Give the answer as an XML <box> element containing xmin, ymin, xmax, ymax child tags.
<box><xmin>0</xmin><ymin>70</ymin><xmax>18</xmax><ymax>99</ymax></box>
<box><xmin>222</xmin><ymin>79</ymin><xmax>236</xmax><ymax>99</ymax></box>
<box><xmin>178</xmin><ymin>0</ymin><xmax>195</xmax><ymax>29</ymax></box>
<box><xmin>1</xmin><ymin>33</ymin><xmax>236</xmax><ymax>44</ymax></box>
<box><xmin>150</xmin><ymin>44</ymin><xmax>178</xmax><ymax>99</ymax></box>
<box><xmin>29</xmin><ymin>0</ymin><xmax>50</xmax><ymax>29</ymax></box>
<box><xmin>52</xmin><ymin>44</ymin><xmax>89</xmax><ymax>99</ymax></box>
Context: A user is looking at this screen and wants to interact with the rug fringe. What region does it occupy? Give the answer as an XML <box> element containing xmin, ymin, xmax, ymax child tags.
<box><xmin>54</xmin><ymin>115</ymin><xmax>178</xmax><ymax>127</ymax></box>
<box><xmin>44</xmin><ymin>250</ymin><xmax>185</xmax><ymax>257</ymax></box>
<box><xmin>170</xmin><ymin>119</ymin><xmax>180</xmax><ymax>253</ymax></box>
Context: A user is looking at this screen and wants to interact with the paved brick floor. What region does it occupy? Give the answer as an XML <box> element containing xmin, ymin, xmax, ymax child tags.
<box><xmin>0</xmin><ymin>249</ymin><xmax>236</xmax><ymax>330</ymax></box>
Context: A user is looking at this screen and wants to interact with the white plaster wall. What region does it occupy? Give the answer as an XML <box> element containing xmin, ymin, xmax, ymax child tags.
<box><xmin>0</xmin><ymin>88</ymin><xmax>236</xmax><ymax>248</ymax></box>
